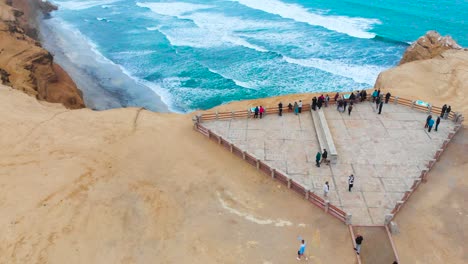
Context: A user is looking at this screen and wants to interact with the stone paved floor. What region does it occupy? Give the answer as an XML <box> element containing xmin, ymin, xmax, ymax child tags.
<box><xmin>202</xmin><ymin>102</ymin><xmax>455</xmax><ymax>224</ymax></box>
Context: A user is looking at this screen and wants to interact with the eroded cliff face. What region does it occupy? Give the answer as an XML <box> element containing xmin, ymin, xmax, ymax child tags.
<box><xmin>0</xmin><ymin>0</ymin><xmax>84</xmax><ymax>109</ymax></box>
<box><xmin>399</xmin><ymin>31</ymin><xmax>463</xmax><ymax>65</ymax></box>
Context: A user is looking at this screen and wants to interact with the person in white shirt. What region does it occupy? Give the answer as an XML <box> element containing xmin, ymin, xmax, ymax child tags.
<box><xmin>323</xmin><ymin>181</ymin><xmax>330</xmax><ymax>197</ymax></box>
<box><xmin>348</xmin><ymin>174</ymin><xmax>354</xmax><ymax>192</ymax></box>
<box><xmin>298</xmin><ymin>100</ymin><xmax>303</xmax><ymax>113</ymax></box>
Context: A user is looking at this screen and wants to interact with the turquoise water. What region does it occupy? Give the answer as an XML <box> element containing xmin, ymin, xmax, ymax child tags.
<box><xmin>42</xmin><ymin>0</ymin><xmax>467</xmax><ymax>112</ymax></box>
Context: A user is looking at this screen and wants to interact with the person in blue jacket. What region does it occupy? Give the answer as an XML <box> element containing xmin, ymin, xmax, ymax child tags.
<box><xmin>428</xmin><ymin>118</ymin><xmax>435</xmax><ymax>132</ymax></box>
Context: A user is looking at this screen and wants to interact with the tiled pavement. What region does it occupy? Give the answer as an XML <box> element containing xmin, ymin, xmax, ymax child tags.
<box><xmin>202</xmin><ymin>102</ymin><xmax>455</xmax><ymax>224</ymax></box>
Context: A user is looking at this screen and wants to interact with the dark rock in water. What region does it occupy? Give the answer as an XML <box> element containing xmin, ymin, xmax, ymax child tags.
<box><xmin>400</xmin><ymin>30</ymin><xmax>462</xmax><ymax>65</ymax></box>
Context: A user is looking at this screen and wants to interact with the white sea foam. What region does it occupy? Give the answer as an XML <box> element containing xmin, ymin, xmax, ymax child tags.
<box><xmin>136</xmin><ymin>2</ymin><xmax>213</xmax><ymax>17</ymax></box>
<box><xmin>233</xmin><ymin>0</ymin><xmax>380</xmax><ymax>38</ymax></box>
<box><xmin>283</xmin><ymin>56</ymin><xmax>384</xmax><ymax>85</ymax></box>
<box><xmin>139</xmin><ymin>3</ymin><xmax>273</xmax><ymax>52</ymax></box>
<box><xmin>56</xmin><ymin>0</ymin><xmax>121</xmax><ymax>10</ymax></box>
<box><xmin>207</xmin><ymin>68</ymin><xmax>256</xmax><ymax>89</ymax></box>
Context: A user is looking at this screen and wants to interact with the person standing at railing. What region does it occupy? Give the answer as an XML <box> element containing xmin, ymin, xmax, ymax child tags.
<box><xmin>372</xmin><ymin>89</ymin><xmax>378</xmax><ymax>102</ymax></box>
<box><xmin>298</xmin><ymin>100</ymin><xmax>303</xmax><ymax>113</ymax></box>
<box><xmin>312</xmin><ymin>97</ymin><xmax>317</xmax><ymax>111</ymax></box>
<box><xmin>334</xmin><ymin>92</ymin><xmax>340</xmax><ymax>102</ymax></box>
<box><xmin>325</xmin><ymin>94</ymin><xmax>330</xmax><ymax>107</ymax></box>
<box><xmin>254</xmin><ymin>106</ymin><xmax>259</xmax><ymax>118</ymax></box>
<box><xmin>425</xmin><ymin>115</ymin><xmax>432</xmax><ymax>128</ymax></box>
<box><xmin>259</xmin><ymin>106</ymin><xmax>265</xmax><ymax>119</ymax></box>
<box><xmin>441</xmin><ymin>104</ymin><xmax>447</xmax><ymax>117</ymax></box>
<box><xmin>294</xmin><ymin>102</ymin><xmax>299</xmax><ymax>115</ymax></box>
<box><xmin>321</xmin><ymin>149</ymin><xmax>329</xmax><ymax>165</ymax></box>
<box><xmin>444</xmin><ymin>105</ymin><xmax>451</xmax><ymax>119</ymax></box>
<box><xmin>288</xmin><ymin>103</ymin><xmax>293</xmax><ymax>112</ymax></box>
<box><xmin>278</xmin><ymin>102</ymin><xmax>283</xmax><ymax>116</ymax></box>
<box><xmin>385</xmin><ymin>92</ymin><xmax>391</xmax><ymax>103</ymax></box>
<box><xmin>361</xmin><ymin>90</ymin><xmax>367</xmax><ymax>102</ymax></box>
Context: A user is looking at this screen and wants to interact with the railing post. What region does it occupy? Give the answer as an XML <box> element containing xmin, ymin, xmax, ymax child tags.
<box><xmin>420</xmin><ymin>169</ymin><xmax>428</xmax><ymax>182</ymax></box>
<box><xmin>230</xmin><ymin>143</ymin><xmax>233</xmax><ymax>153</ymax></box>
<box><xmin>242</xmin><ymin>151</ymin><xmax>246</xmax><ymax>160</ymax></box>
<box><xmin>215</xmin><ymin>111</ymin><xmax>219</xmax><ymax>120</ymax></box>
<box><xmin>324</xmin><ymin>200</ymin><xmax>330</xmax><ymax>213</ymax></box>
<box><xmin>218</xmin><ymin>136</ymin><xmax>222</xmax><ymax>144</ymax></box>
<box><xmin>427</xmin><ymin>105</ymin><xmax>432</xmax><ymax>114</ymax></box>
<box><xmin>248</xmin><ymin>109</ymin><xmax>251</xmax><ymax>118</ymax></box>
<box><xmin>287</xmin><ymin>177</ymin><xmax>291</xmax><ymax>188</ymax></box>
<box><xmin>231</xmin><ymin>111</ymin><xmax>234</xmax><ymax>119</ymax></box>
<box><xmin>345</xmin><ymin>214</ymin><xmax>352</xmax><ymax>225</ymax></box>
<box><xmin>435</xmin><ymin>149</ymin><xmax>443</xmax><ymax>161</ymax></box>
<box><xmin>394</xmin><ymin>96</ymin><xmax>399</xmax><ymax>105</ymax></box>
<box><xmin>271</xmin><ymin>168</ymin><xmax>275</xmax><ymax>178</ymax></box>
<box><xmin>384</xmin><ymin>214</ymin><xmax>394</xmax><ymax>225</ymax></box>
<box><xmin>256</xmin><ymin>159</ymin><xmax>260</xmax><ymax>170</ymax></box>
<box><xmin>411</xmin><ymin>101</ymin><xmax>415</xmax><ymax>109</ymax></box>
<box><xmin>207</xmin><ymin>129</ymin><xmax>211</xmax><ymax>138</ymax></box>
<box><xmin>305</xmin><ymin>190</ymin><xmax>310</xmax><ymax>200</ymax></box>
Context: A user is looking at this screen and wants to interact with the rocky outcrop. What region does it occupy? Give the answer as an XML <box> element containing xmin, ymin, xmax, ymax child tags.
<box><xmin>399</xmin><ymin>31</ymin><xmax>463</xmax><ymax>65</ymax></box>
<box><xmin>0</xmin><ymin>0</ymin><xmax>84</xmax><ymax>109</ymax></box>
<box><xmin>375</xmin><ymin>49</ymin><xmax>468</xmax><ymax>120</ymax></box>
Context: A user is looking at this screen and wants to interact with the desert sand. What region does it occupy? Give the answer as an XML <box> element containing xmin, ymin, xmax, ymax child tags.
<box><xmin>0</xmin><ymin>84</ymin><xmax>355</xmax><ymax>263</ymax></box>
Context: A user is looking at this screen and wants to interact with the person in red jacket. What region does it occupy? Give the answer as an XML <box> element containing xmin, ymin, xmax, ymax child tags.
<box><xmin>259</xmin><ymin>106</ymin><xmax>265</xmax><ymax>119</ymax></box>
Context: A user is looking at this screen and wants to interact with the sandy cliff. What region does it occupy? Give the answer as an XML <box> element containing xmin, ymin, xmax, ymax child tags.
<box><xmin>0</xmin><ymin>0</ymin><xmax>84</xmax><ymax>109</ymax></box>
<box><xmin>375</xmin><ymin>49</ymin><xmax>468</xmax><ymax>119</ymax></box>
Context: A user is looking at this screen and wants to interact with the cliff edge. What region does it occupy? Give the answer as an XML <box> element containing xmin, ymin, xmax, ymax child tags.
<box><xmin>0</xmin><ymin>0</ymin><xmax>84</xmax><ymax>109</ymax></box>
<box><xmin>399</xmin><ymin>31</ymin><xmax>463</xmax><ymax>65</ymax></box>
<box><xmin>375</xmin><ymin>49</ymin><xmax>468</xmax><ymax>119</ymax></box>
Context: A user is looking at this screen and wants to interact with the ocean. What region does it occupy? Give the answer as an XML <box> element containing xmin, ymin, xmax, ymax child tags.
<box><xmin>40</xmin><ymin>0</ymin><xmax>468</xmax><ymax>112</ymax></box>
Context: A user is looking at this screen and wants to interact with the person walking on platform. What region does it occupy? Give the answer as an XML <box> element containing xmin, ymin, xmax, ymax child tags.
<box><xmin>348</xmin><ymin>103</ymin><xmax>353</xmax><ymax>116</ymax></box>
<box><xmin>425</xmin><ymin>115</ymin><xmax>432</xmax><ymax>128</ymax></box>
<box><xmin>354</xmin><ymin>235</ymin><xmax>364</xmax><ymax>255</ymax></box>
<box><xmin>312</xmin><ymin>97</ymin><xmax>317</xmax><ymax>111</ymax></box>
<box><xmin>435</xmin><ymin>116</ymin><xmax>441</xmax><ymax>131</ymax></box>
<box><xmin>315</xmin><ymin>151</ymin><xmax>321</xmax><ymax>167</ymax></box>
<box><xmin>348</xmin><ymin>174</ymin><xmax>354</xmax><ymax>192</ymax></box>
<box><xmin>278</xmin><ymin>102</ymin><xmax>283</xmax><ymax>116</ymax></box>
<box><xmin>428</xmin><ymin>118</ymin><xmax>435</xmax><ymax>132</ymax></box>
<box><xmin>323</xmin><ymin>181</ymin><xmax>330</xmax><ymax>198</ymax></box>
<box><xmin>378</xmin><ymin>101</ymin><xmax>383</xmax><ymax>114</ymax></box>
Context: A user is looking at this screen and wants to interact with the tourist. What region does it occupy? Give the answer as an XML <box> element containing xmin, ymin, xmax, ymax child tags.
<box><xmin>378</xmin><ymin>101</ymin><xmax>383</xmax><ymax>114</ymax></box>
<box><xmin>372</xmin><ymin>89</ymin><xmax>378</xmax><ymax>102</ymax></box>
<box><xmin>321</xmin><ymin>149</ymin><xmax>328</xmax><ymax>165</ymax></box>
<box><xmin>323</xmin><ymin>181</ymin><xmax>330</xmax><ymax>197</ymax></box>
<box><xmin>375</xmin><ymin>95</ymin><xmax>381</xmax><ymax>110</ymax></box>
<box><xmin>343</xmin><ymin>100</ymin><xmax>348</xmax><ymax>112</ymax></box>
<box><xmin>441</xmin><ymin>104</ymin><xmax>447</xmax><ymax>117</ymax></box>
<box><xmin>315</xmin><ymin>151</ymin><xmax>321</xmax><ymax>167</ymax></box>
<box><xmin>444</xmin><ymin>105</ymin><xmax>451</xmax><ymax>119</ymax></box>
<box><xmin>298</xmin><ymin>100</ymin><xmax>303</xmax><ymax>113</ymax></box>
<box><xmin>325</xmin><ymin>94</ymin><xmax>330</xmax><ymax>107</ymax></box>
<box><xmin>297</xmin><ymin>239</ymin><xmax>307</xmax><ymax>261</ymax></box>
<box><xmin>278</xmin><ymin>102</ymin><xmax>283</xmax><ymax>116</ymax></box>
<box><xmin>385</xmin><ymin>92</ymin><xmax>391</xmax><ymax>103</ymax></box>
<box><xmin>288</xmin><ymin>103</ymin><xmax>293</xmax><ymax>112</ymax></box>
<box><xmin>354</xmin><ymin>234</ymin><xmax>364</xmax><ymax>255</ymax></box>
<box><xmin>312</xmin><ymin>97</ymin><xmax>317</xmax><ymax>111</ymax></box>
<box><xmin>377</xmin><ymin>89</ymin><xmax>381</xmax><ymax>98</ymax></box>
<box><xmin>318</xmin><ymin>95</ymin><xmax>324</xmax><ymax>109</ymax></box>
<box><xmin>294</xmin><ymin>102</ymin><xmax>299</xmax><ymax>115</ymax></box>
<box><xmin>348</xmin><ymin>174</ymin><xmax>354</xmax><ymax>192</ymax></box>
<box><xmin>425</xmin><ymin>115</ymin><xmax>432</xmax><ymax>128</ymax></box>
<box><xmin>349</xmin><ymin>92</ymin><xmax>356</xmax><ymax>102</ymax></box>
<box><xmin>254</xmin><ymin>106</ymin><xmax>259</xmax><ymax>118</ymax></box>
<box><xmin>348</xmin><ymin>103</ymin><xmax>353</xmax><ymax>116</ymax></box>
<box><xmin>334</xmin><ymin>92</ymin><xmax>340</xmax><ymax>102</ymax></box>
<box><xmin>362</xmin><ymin>90</ymin><xmax>367</xmax><ymax>102</ymax></box>
<box><xmin>259</xmin><ymin>106</ymin><xmax>265</xmax><ymax>119</ymax></box>
<box><xmin>356</xmin><ymin>91</ymin><xmax>361</xmax><ymax>102</ymax></box>
<box><xmin>435</xmin><ymin>116</ymin><xmax>441</xmax><ymax>131</ymax></box>
<box><xmin>337</xmin><ymin>100</ymin><xmax>344</xmax><ymax>113</ymax></box>
<box><xmin>428</xmin><ymin>117</ymin><xmax>435</xmax><ymax>132</ymax></box>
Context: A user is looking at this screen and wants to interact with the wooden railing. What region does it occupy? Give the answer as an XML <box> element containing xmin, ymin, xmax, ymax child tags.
<box><xmin>196</xmin><ymin>125</ymin><xmax>349</xmax><ymax>224</ymax></box>
<box><xmin>197</xmin><ymin>93</ymin><xmax>461</xmax><ymax>123</ymax></box>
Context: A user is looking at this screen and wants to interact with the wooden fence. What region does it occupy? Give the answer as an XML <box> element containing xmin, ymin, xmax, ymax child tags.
<box><xmin>196</xmin><ymin>94</ymin><xmax>461</xmax><ymax>123</ymax></box>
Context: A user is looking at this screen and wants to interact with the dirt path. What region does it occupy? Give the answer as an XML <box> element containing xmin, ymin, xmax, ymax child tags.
<box><xmin>352</xmin><ymin>226</ymin><xmax>396</xmax><ymax>264</ymax></box>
